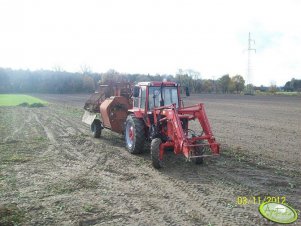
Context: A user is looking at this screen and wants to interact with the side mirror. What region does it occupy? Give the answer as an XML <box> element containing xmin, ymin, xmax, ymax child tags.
<box><xmin>133</xmin><ymin>86</ymin><xmax>140</xmax><ymax>98</ymax></box>
<box><xmin>185</xmin><ymin>87</ymin><xmax>190</xmax><ymax>96</ymax></box>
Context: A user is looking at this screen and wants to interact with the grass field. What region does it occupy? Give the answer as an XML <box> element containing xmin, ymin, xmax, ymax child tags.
<box><xmin>255</xmin><ymin>91</ymin><xmax>301</xmax><ymax>96</ymax></box>
<box><xmin>275</xmin><ymin>91</ymin><xmax>301</xmax><ymax>95</ymax></box>
<box><xmin>0</xmin><ymin>94</ymin><xmax>47</xmax><ymax>106</ymax></box>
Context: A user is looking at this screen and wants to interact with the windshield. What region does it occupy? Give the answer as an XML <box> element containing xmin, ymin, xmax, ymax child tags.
<box><xmin>148</xmin><ymin>86</ymin><xmax>179</xmax><ymax>110</ymax></box>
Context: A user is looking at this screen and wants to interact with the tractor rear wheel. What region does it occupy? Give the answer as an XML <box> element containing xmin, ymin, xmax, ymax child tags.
<box><xmin>192</xmin><ymin>141</ymin><xmax>205</xmax><ymax>164</ymax></box>
<box><xmin>151</xmin><ymin>138</ymin><xmax>162</xmax><ymax>169</ymax></box>
<box><xmin>91</xmin><ymin>119</ymin><xmax>102</xmax><ymax>138</ymax></box>
<box><xmin>125</xmin><ymin>115</ymin><xmax>145</xmax><ymax>154</ymax></box>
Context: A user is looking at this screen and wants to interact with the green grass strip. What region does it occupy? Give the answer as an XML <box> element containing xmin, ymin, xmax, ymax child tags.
<box><xmin>0</xmin><ymin>94</ymin><xmax>47</xmax><ymax>106</ymax></box>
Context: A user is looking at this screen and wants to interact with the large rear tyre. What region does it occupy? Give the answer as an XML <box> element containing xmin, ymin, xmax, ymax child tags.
<box><xmin>91</xmin><ymin>119</ymin><xmax>102</xmax><ymax>138</ymax></box>
<box><xmin>125</xmin><ymin>115</ymin><xmax>145</xmax><ymax>154</ymax></box>
<box><xmin>151</xmin><ymin>138</ymin><xmax>162</xmax><ymax>169</ymax></box>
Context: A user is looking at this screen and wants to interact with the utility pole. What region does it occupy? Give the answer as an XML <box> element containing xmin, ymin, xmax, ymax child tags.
<box><xmin>246</xmin><ymin>32</ymin><xmax>256</xmax><ymax>95</ymax></box>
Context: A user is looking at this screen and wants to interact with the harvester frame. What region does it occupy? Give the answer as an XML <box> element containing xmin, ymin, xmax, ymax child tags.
<box><xmin>82</xmin><ymin>81</ymin><xmax>220</xmax><ymax>168</ymax></box>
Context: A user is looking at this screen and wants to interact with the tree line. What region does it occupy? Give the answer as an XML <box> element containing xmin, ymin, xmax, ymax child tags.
<box><xmin>101</xmin><ymin>69</ymin><xmax>246</xmax><ymax>94</ymax></box>
<box><xmin>0</xmin><ymin>68</ymin><xmax>98</xmax><ymax>93</ymax></box>
<box><xmin>0</xmin><ymin>67</ymin><xmax>299</xmax><ymax>94</ymax></box>
<box><xmin>283</xmin><ymin>78</ymin><xmax>301</xmax><ymax>92</ymax></box>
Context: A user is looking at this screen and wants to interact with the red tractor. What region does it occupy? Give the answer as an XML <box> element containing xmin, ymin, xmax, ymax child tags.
<box><xmin>82</xmin><ymin>81</ymin><xmax>220</xmax><ymax>168</ymax></box>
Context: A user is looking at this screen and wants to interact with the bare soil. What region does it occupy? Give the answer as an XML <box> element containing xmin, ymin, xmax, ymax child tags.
<box><xmin>0</xmin><ymin>94</ymin><xmax>300</xmax><ymax>225</ymax></box>
<box><xmin>187</xmin><ymin>94</ymin><xmax>301</xmax><ymax>172</ymax></box>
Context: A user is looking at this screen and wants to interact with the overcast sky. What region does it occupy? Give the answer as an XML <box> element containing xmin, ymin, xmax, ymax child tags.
<box><xmin>0</xmin><ymin>0</ymin><xmax>300</xmax><ymax>86</ymax></box>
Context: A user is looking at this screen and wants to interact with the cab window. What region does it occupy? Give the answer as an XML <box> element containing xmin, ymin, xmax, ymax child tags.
<box><xmin>133</xmin><ymin>88</ymin><xmax>140</xmax><ymax>108</ymax></box>
<box><xmin>148</xmin><ymin>86</ymin><xmax>178</xmax><ymax>110</ymax></box>
<box><xmin>140</xmin><ymin>86</ymin><xmax>146</xmax><ymax>109</ymax></box>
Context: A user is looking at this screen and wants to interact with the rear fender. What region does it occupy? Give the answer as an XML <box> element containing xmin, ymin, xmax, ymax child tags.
<box><xmin>82</xmin><ymin>110</ymin><xmax>97</xmax><ymax>125</ymax></box>
<box><xmin>127</xmin><ymin>109</ymin><xmax>144</xmax><ymax>118</ymax></box>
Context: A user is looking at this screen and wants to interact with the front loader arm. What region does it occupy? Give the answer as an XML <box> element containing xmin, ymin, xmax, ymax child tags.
<box><xmin>153</xmin><ymin>105</ymin><xmax>187</xmax><ymax>156</ymax></box>
<box><xmin>153</xmin><ymin>103</ymin><xmax>219</xmax><ymax>161</ymax></box>
<box><xmin>178</xmin><ymin>104</ymin><xmax>220</xmax><ymax>155</ymax></box>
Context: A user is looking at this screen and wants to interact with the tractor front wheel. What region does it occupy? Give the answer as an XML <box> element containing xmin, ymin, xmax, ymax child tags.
<box><xmin>192</xmin><ymin>142</ymin><xmax>205</xmax><ymax>164</ymax></box>
<box><xmin>125</xmin><ymin>115</ymin><xmax>145</xmax><ymax>154</ymax></box>
<box><xmin>91</xmin><ymin>119</ymin><xmax>102</xmax><ymax>138</ymax></box>
<box><xmin>151</xmin><ymin>138</ymin><xmax>162</xmax><ymax>169</ymax></box>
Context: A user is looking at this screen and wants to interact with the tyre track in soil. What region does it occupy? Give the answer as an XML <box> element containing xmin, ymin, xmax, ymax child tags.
<box><xmin>82</xmin><ymin>122</ymin><xmax>299</xmax><ymax>225</ymax></box>
<box><xmin>3</xmin><ymin>107</ymin><xmax>34</xmax><ymax>143</ymax></box>
<box><xmin>31</xmin><ymin>106</ymin><xmax>202</xmax><ymax>225</ymax></box>
<box><xmin>154</xmin><ymin>159</ymin><xmax>263</xmax><ymax>225</ymax></box>
<box><xmin>13</xmin><ymin>105</ymin><xmax>230</xmax><ymax>225</ymax></box>
<box><xmin>7</xmin><ymin>99</ymin><xmax>300</xmax><ymax>225</ymax></box>
<box><xmin>33</xmin><ymin>107</ymin><xmax>99</xmax><ymax>165</ymax></box>
<box><xmin>29</xmin><ymin>105</ymin><xmax>270</xmax><ymax>225</ymax></box>
<box><xmin>163</xmin><ymin>155</ymin><xmax>301</xmax><ymax>225</ymax></box>
<box><xmin>86</xmin><ymin>134</ymin><xmax>298</xmax><ymax>225</ymax></box>
<box><xmin>11</xmin><ymin>107</ymin><xmax>118</xmax><ymax>225</ymax></box>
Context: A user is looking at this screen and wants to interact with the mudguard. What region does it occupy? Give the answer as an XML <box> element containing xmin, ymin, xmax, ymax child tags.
<box><xmin>82</xmin><ymin>110</ymin><xmax>97</xmax><ymax>125</ymax></box>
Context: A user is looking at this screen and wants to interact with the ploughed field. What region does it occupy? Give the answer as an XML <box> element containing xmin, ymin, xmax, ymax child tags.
<box><xmin>0</xmin><ymin>93</ymin><xmax>300</xmax><ymax>225</ymax></box>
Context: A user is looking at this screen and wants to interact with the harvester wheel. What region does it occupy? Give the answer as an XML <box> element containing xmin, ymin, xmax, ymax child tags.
<box><xmin>151</xmin><ymin>138</ymin><xmax>162</xmax><ymax>169</ymax></box>
<box><xmin>125</xmin><ymin>115</ymin><xmax>145</xmax><ymax>154</ymax></box>
<box><xmin>192</xmin><ymin>141</ymin><xmax>205</xmax><ymax>164</ymax></box>
<box><xmin>91</xmin><ymin>119</ymin><xmax>102</xmax><ymax>138</ymax></box>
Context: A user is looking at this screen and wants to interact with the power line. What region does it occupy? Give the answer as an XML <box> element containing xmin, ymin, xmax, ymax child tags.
<box><xmin>247</xmin><ymin>32</ymin><xmax>256</xmax><ymax>85</ymax></box>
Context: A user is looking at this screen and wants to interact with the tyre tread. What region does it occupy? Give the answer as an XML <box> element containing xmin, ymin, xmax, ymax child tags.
<box><xmin>125</xmin><ymin>115</ymin><xmax>145</xmax><ymax>154</ymax></box>
<box><xmin>151</xmin><ymin>138</ymin><xmax>162</xmax><ymax>169</ymax></box>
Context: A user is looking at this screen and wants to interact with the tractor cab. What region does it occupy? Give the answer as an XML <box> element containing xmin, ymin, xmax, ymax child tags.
<box><xmin>132</xmin><ymin>81</ymin><xmax>180</xmax><ymax>113</ymax></box>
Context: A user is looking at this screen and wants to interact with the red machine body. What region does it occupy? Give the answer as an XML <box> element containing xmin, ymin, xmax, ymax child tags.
<box><xmin>152</xmin><ymin>104</ymin><xmax>219</xmax><ymax>161</ymax></box>
<box><xmin>83</xmin><ymin>81</ymin><xmax>220</xmax><ymax>168</ymax></box>
<box><xmin>99</xmin><ymin>96</ymin><xmax>131</xmax><ymax>134</ymax></box>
